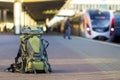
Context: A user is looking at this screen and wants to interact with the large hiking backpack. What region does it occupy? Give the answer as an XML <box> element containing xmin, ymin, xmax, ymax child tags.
<box><xmin>7</xmin><ymin>27</ymin><xmax>52</xmax><ymax>74</ymax></box>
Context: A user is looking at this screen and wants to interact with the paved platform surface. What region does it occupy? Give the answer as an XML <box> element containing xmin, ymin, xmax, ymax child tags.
<box><xmin>0</xmin><ymin>34</ymin><xmax>120</xmax><ymax>80</ymax></box>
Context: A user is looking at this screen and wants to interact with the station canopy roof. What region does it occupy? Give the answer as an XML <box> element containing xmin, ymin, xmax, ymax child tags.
<box><xmin>0</xmin><ymin>0</ymin><xmax>67</xmax><ymax>23</ymax></box>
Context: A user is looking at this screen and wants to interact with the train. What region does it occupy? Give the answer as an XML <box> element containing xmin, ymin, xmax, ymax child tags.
<box><xmin>114</xmin><ymin>11</ymin><xmax>120</xmax><ymax>37</ymax></box>
<box><xmin>80</xmin><ymin>9</ymin><xmax>115</xmax><ymax>41</ymax></box>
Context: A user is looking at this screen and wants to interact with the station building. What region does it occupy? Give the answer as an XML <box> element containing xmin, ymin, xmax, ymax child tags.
<box><xmin>66</xmin><ymin>0</ymin><xmax>120</xmax><ymax>12</ymax></box>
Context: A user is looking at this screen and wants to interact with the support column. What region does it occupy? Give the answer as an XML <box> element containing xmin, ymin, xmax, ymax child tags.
<box><xmin>3</xmin><ymin>10</ymin><xmax>7</xmax><ymax>22</ymax></box>
<box><xmin>0</xmin><ymin>10</ymin><xmax>2</xmax><ymax>22</ymax></box>
<box><xmin>14</xmin><ymin>1</ymin><xmax>22</xmax><ymax>34</ymax></box>
<box><xmin>21</xmin><ymin>11</ymin><xmax>25</xmax><ymax>27</ymax></box>
<box><xmin>46</xmin><ymin>18</ymin><xmax>49</xmax><ymax>25</ymax></box>
<box><xmin>24</xmin><ymin>12</ymin><xmax>27</xmax><ymax>26</ymax></box>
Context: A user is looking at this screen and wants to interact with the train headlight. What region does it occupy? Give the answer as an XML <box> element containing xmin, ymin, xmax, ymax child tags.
<box><xmin>110</xmin><ymin>27</ymin><xmax>114</xmax><ymax>32</ymax></box>
<box><xmin>86</xmin><ymin>27</ymin><xmax>90</xmax><ymax>31</ymax></box>
<box><xmin>86</xmin><ymin>24</ymin><xmax>91</xmax><ymax>35</ymax></box>
<box><xmin>110</xmin><ymin>18</ymin><xmax>115</xmax><ymax>36</ymax></box>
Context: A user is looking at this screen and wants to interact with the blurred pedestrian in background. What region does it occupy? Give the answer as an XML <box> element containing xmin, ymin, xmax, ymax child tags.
<box><xmin>63</xmin><ymin>17</ymin><xmax>71</xmax><ymax>39</ymax></box>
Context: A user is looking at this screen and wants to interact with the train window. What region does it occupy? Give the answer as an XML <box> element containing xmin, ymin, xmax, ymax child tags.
<box><xmin>80</xmin><ymin>4</ymin><xmax>82</xmax><ymax>9</ymax></box>
<box><xmin>94</xmin><ymin>5</ymin><xmax>97</xmax><ymax>9</ymax></box>
<box><xmin>89</xmin><ymin>5</ymin><xmax>91</xmax><ymax>9</ymax></box>
<box><xmin>89</xmin><ymin>10</ymin><xmax>110</xmax><ymax>28</ymax></box>
<box><xmin>82</xmin><ymin>4</ymin><xmax>85</xmax><ymax>9</ymax></box>
<box><xmin>119</xmin><ymin>5</ymin><xmax>120</xmax><ymax>10</ymax></box>
<box><xmin>114</xmin><ymin>5</ymin><xmax>116</xmax><ymax>10</ymax></box>
<box><xmin>78</xmin><ymin>4</ymin><xmax>80</xmax><ymax>9</ymax></box>
<box><xmin>116</xmin><ymin>5</ymin><xmax>119</xmax><ymax>10</ymax></box>
<box><xmin>76</xmin><ymin>4</ymin><xmax>79</xmax><ymax>10</ymax></box>
<box><xmin>111</xmin><ymin>5</ymin><xmax>114</xmax><ymax>10</ymax></box>
<box><xmin>89</xmin><ymin>11</ymin><xmax>110</xmax><ymax>20</ymax></box>
<box><xmin>86</xmin><ymin>4</ymin><xmax>89</xmax><ymax>9</ymax></box>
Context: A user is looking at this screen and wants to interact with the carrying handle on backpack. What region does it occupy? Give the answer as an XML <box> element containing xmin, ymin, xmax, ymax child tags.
<box><xmin>45</xmin><ymin>40</ymin><xmax>49</xmax><ymax>49</ymax></box>
<box><xmin>41</xmin><ymin>39</ymin><xmax>49</xmax><ymax>49</ymax></box>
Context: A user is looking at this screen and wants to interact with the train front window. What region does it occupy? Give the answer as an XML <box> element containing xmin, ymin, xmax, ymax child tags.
<box><xmin>90</xmin><ymin>11</ymin><xmax>110</xmax><ymax>28</ymax></box>
<box><xmin>91</xmin><ymin>19</ymin><xmax>110</xmax><ymax>28</ymax></box>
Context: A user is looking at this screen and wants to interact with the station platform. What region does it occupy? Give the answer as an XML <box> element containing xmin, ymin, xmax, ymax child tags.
<box><xmin>0</xmin><ymin>33</ymin><xmax>120</xmax><ymax>80</ymax></box>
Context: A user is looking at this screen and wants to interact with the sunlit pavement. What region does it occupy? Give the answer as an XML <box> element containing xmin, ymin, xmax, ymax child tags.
<box><xmin>0</xmin><ymin>34</ymin><xmax>120</xmax><ymax>80</ymax></box>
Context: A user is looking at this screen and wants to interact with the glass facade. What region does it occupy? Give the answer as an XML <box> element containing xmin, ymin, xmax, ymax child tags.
<box><xmin>66</xmin><ymin>0</ymin><xmax>120</xmax><ymax>12</ymax></box>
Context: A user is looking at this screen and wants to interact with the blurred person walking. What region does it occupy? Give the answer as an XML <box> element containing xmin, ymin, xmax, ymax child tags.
<box><xmin>63</xmin><ymin>17</ymin><xmax>71</xmax><ymax>39</ymax></box>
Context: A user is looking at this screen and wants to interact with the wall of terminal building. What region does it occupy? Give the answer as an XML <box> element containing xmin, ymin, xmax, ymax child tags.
<box><xmin>66</xmin><ymin>1</ymin><xmax>120</xmax><ymax>11</ymax></box>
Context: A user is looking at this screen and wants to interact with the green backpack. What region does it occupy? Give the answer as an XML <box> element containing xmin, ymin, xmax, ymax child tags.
<box><xmin>7</xmin><ymin>28</ymin><xmax>52</xmax><ymax>74</ymax></box>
